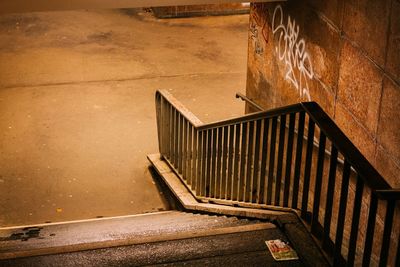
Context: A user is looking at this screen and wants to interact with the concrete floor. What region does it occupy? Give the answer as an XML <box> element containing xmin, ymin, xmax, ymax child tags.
<box><xmin>0</xmin><ymin>9</ymin><xmax>249</xmax><ymax>226</ymax></box>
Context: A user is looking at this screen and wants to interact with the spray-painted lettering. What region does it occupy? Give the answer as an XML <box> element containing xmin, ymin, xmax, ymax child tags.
<box><xmin>272</xmin><ymin>5</ymin><xmax>313</xmax><ymax>100</ymax></box>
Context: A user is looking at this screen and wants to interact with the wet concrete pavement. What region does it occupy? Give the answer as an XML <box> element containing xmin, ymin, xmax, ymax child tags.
<box><xmin>0</xmin><ymin>9</ymin><xmax>248</xmax><ymax>226</ymax></box>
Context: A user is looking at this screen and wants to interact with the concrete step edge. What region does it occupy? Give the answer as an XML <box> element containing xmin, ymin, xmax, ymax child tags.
<box><xmin>0</xmin><ymin>222</ymin><xmax>275</xmax><ymax>260</ymax></box>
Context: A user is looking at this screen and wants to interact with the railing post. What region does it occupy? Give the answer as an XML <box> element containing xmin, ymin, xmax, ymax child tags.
<box><xmin>347</xmin><ymin>176</ymin><xmax>364</xmax><ymax>266</ymax></box>
<box><xmin>301</xmin><ymin>118</ymin><xmax>315</xmax><ymax>220</ymax></box>
<box><xmin>267</xmin><ymin>117</ymin><xmax>277</xmax><ymax>205</ymax></box>
<box><xmin>311</xmin><ymin>132</ymin><xmax>326</xmax><ymax>235</ymax></box>
<box><xmin>323</xmin><ymin>144</ymin><xmax>338</xmax><ymax>251</ymax></box>
<box><xmin>379</xmin><ymin>199</ymin><xmax>395</xmax><ymax>267</ymax></box>
<box><xmin>283</xmin><ymin>113</ymin><xmax>296</xmax><ymax>207</ymax></box>
<box><xmin>292</xmin><ymin>111</ymin><xmax>305</xmax><ymax>208</ymax></box>
<box><xmin>362</xmin><ymin>193</ymin><xmax>378</xmax><ymax>267</ymax></box>
<box><xmin>333</xmin><ymin>160</ymin><xmax>350</xmax><ymax>267</ymax></box>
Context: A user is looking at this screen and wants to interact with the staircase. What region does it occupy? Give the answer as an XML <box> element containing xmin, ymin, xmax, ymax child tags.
<box><xmin>1</xmin><ymin>90</ymin><xmax>399</xmax><ymax>266</ymax></box>
<box><xmin>153</xmin><ymin>89</ymin><xmax>400</xmax><ymax>267</ymax></box>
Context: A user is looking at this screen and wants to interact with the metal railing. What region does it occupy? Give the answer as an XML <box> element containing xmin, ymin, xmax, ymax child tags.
<box><xmin>155</xmin><ymin>89</ymin><xmax>400</xmax><ymax>267</ymax></box>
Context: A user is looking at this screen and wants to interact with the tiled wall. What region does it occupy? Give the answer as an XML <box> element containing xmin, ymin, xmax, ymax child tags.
<box><xmin>246</xmin><ymin>0</ymin><xmax>400</xmax><ymax>188</ymax></box>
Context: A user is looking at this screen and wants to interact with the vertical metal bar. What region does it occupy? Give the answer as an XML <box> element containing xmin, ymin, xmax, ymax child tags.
<box><xmin>197</xmin><ymin>130</ymin><xmax>204</xmax><ymax>195</ymax></box>
<box><xmin>157</xmin><ymin>97</ymin><xmax>163</xmax><ymax>155</ymax></box>
<box><xmin>260</xmin><ymin>118</ymin><xmax>270</xmax><ymax>204</ymax></box>
<box><xmin>283</xmin><ymin>113</ymin><xmax>295</xmax><ymax>207</ymax></box>
<box><xmin>215</xmin><ymin>127</ymin><xmax>223</xmax><ymax>199</ymax></box>
<box><xmin>362</xmin><ymin>193</ymin><xmax>378</xmax><ymax>267</ymax></box>
<box><xmin>252</xmin><ymin>120</ymin><xmax>262</xmax><ymax>203</ymax></box>
<box><xmin>227</xmin><ymin>125</ymin><xmax>235</xmax><ymax>200</ymax></box>
<box><xmin>301</xmin><ymin>118</ymin><xmax>315</xmax><ymax>219</ymax></box>
<box><xmin>164</xmin><ymin>102</ymin><xmax>171</xmax><ymax>159</ymax></box>
<box><xmin>232</xmin><ymin>123</ymin><xmax>241</xmax><ymax>201</ymax></box>
<box><xmin>187</xmin><ymin>124</ymin><xmax>193</xmax><ymax>185</ymax></box>
<box><xmin>292</xmin><ymin>112</ymin><xmax>305</xmax><ymax>208</ymax></box>
<box><xmin>191</xmin><ymin>128</ymin><xmax>198</xmax><ymax>190</ymax></box>
<box><xmin>210</xmin><ymin>128</ymin><xmax>217</xmax><ymax>198</ymax></box>
<box><xmin>239</xmin><ymin>122</ymin><xmax>248</xmax><ymax>202</ymax></box>
<box><xmin>275</xmin><ymin>114</ymin><xmax>287</xmax><ymax>205</ymax></box>
<box><xmin>311</xmin><ymin>132</ymin><xmax>326</xmax><ymax>234</ymax></box>
<box><xmin>267</xmin><ymin>117</ymin><xmax>277</xmax><ymax>205</ymax></box>
<box><xmin>169</xmin><ymin>104</ymin><xmax>174</xmax><ymax>162</ymax></box>
<box><xmin>204</xmin><ymin>129</ymin><xmax>212</xmax><ymax>197</ymax></box>
<box><xmin>379</xmin><ymin>200</ymin><xmax>396</xmax><ymax>267</ymax></box>
<box><xmin>245</xmin><ymin>121</ymin><xmax>255</xmax><ymax>202</ymax></box>
<box><xmin>203</xmin><ymin>130</ymin><xmax>209</xmax><ymax>196</ymax></box>
<box><xmin>347</xmin><ymin>176</ymin><xmax>364</xmax><ymax>267</ymax></box>
<box><xmin>174</xmin><ymin>110</ymin><xmax>179</xmax><ymax>168</ymax></box>
<box><xmin>182</xmin><ymin>118</ymin><xmax>187</xmax><ymax>178</ymax></box>
<box><xmin>221</xmin><ymin>126</ymin><xmax>228</xmax><ymax>199</ymax></box>
<box><xmin>333</xmin><ymin>160</ymin><xmax>351</xmax><ymax>267</ymax></box>
<box><xmin>179</xmin><ymin>115</ymin><xmax>184</xmax><ymax>174</ymax></box>
<box><xmin>322</xmin><ymin>144</ymin><xmax>338</xmax><ymax>250</ymax></box>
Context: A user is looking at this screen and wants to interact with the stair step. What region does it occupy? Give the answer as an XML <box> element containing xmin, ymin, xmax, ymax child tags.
<box><xmin>1</xmin><ymin>226</ymin><xmax>302</xmax><ymax>267</ymax></box>
<box><xmin>0</xmin><ymin>211</ymin><xmax>275</xmax><ymax>260</ymax></box>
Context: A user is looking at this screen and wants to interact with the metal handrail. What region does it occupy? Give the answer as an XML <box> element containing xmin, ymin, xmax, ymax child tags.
<box><xmin>236</xmin><ymin>93</ymin><xmax>349</xmax><ymax>167</ymax></box>
<box><xmin>154</xmin><ymin>89</ymin><xmax>399</xmax><ymax>267</ymax></box>
<box><xmin>158</xmin><ymin>89</ymin><xmax>392</xmax><ymax>191</ymax></box>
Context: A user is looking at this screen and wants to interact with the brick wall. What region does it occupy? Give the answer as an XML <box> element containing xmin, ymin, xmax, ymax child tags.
<box><xmin>246</xmin><ymin>0</ymin><xmax>400</xmax><ymax>189</ymax></box>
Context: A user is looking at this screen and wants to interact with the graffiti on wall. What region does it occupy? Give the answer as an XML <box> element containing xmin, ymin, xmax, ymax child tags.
<box><xmin>249</xmin><ymin>4</ymin><xmax>269</xmax><ymax>55</ymax></box>
<box><xmin>250</xmin><ymin>22</ymin><xmax>264</xmax><ymax>55</ymax></box>
<box><xmin>272</xmin><ymin>5</ymin><xmax>314</xmax><ymax>100</ymax></box>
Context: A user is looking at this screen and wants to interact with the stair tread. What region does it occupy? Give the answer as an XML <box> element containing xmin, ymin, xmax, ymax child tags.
<box><xmin>1</xmin><ymin>228</ymin><xmax>303</xmax><ymax>267</ymax></box>
<box><xmin>0</xmin><ymin>211</ymin><xmax>275</xmax><ymax>258</ymax></box>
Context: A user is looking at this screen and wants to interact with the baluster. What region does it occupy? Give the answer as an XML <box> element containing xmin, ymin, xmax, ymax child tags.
<box><xmin>181</xmin><ymin>116</ymin><xmax>186</xmax><ymax>177</ymax></box>
<box><xmin>196</xmin><ymin>130</ymin><xmax>204</xmax><ymax>195</ymax></box>
<box><xmin>210</xmin><ymin>128</ymin><xmax>217</xmax><ymax>198</ymax></box>
<box><xmin>187</xmin><ymin>124</ymin><xmax>193</xmax><ymax>185</ymax></box>
<box><xmin>311</xmin><ymin>131</ymin><xmax>326</xmax><ymax>235</ymax></box>
<box><xmin>283</xmin><ymin>113</ymin><xmax>295</xmax><ymax>207</ymax></box>
<box><xmin>379</xmin><ymin>199</ymin><xmax>395</xmax><ymax>267</ymax></box>
<box><xmin>275</xmin><ymin>114</ymin><xmax>287</xmax><ymax>205</ymax></box>
<box><xmin>251</xmin><ymin>120</ymin><xmax>262</xmax><ymax>203</ymax></box>
<box><xmin>245</xmin><ymin>121</ymin><xmax>255</xmax><ymax>202</ymax></box>
<box><xmin>292</xmin><ymin>111</ymin><xmax>305</xmax><ymax>208</ymax></box>
<box><xmin>260</xmin><ymin>118</ymin><xmax>270</xmax><ymax>204</ymax></box>
<box><xmin>165</xmin><ymin>101</ymin><xmax>170</xmax><ymax>158</ymax></box>
<box><xmin>347</xmin><ymin>176</ymin><xmax>364</xmax><ymax>266</ymax></box>
<box><xmin>215</xmin><ymin>128</ymin><xmax>223</xmax><ymax>198</ymax></box>
<box><xmin>176</xmin><ymin>111</ymin><xmax>180</xmax><ymax>166</ymax></box>
<box><xmin>221</xmin><ymin>126</ymin><xmax>229</xmax><ymax>199</ymax></box>
<box><xmin>239</xmin><ymin>122</ymin><xmax>248</xmax><ymax>202</ymax></box>
<box><xmin>191</xmin><ymin>128</ymin><xmax>198</xmax><ymax>190</ymax></box>
<box><xmin>333</xmin><ymin>160</ymin><xmax>350</xmax><ymax>267</ymax></box>
<box><xmin>232</xmin><ymin>123</ymin><xmax>241</xmax><ymax>201</ymax></box>
<box><xmin>172</xmin><ymin>110</ymin><xmax>177</xmax><ymax>167</ymax></box>
<box><xmin>205</xmin><ymin>129</ymin><xmax>212</xmax><ymax>197</ymax></box>
<box><xmin>177</xmin><ymin>113</ymin><xmax>182</xmax><ymax>173</ymax></box>
<box><xmin>322</xmin><ymin>144</ymin><xmax>338</xmax><ymax>251</ymax></box>
<box><xmin>267</xmin><ymin>117</ymin><xmax>277</xmax><ymax>205</ymax></box>
<box><xmin>301</xmin><ymin>118</ymin><xmax>315</xmax><ymax>220</ymax></box>
<box><xmin>362</xmin><ymin>193</ymin><xmax>378</xmax><ymax>267</ymax></box>
<box><xmin>226</xmin><ymin>125</ymin><xmax>235</xmax><ymax>200</ymax></box>
<box><xmin>157</xmin><ymin>97</ymin><xmax>163</xmax><ymax>155</ymax></box>
<box><xmin>169</xmin><ymin>104</ymin><xmax>174</xmax><ymax>162</ymax></box>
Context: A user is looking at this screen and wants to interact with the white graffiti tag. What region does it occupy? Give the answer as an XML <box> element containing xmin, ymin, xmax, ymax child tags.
<box><xmin>272</xmin><ymin>5</ymin><xmax>314</xmax><ymax>100</ymax></box>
